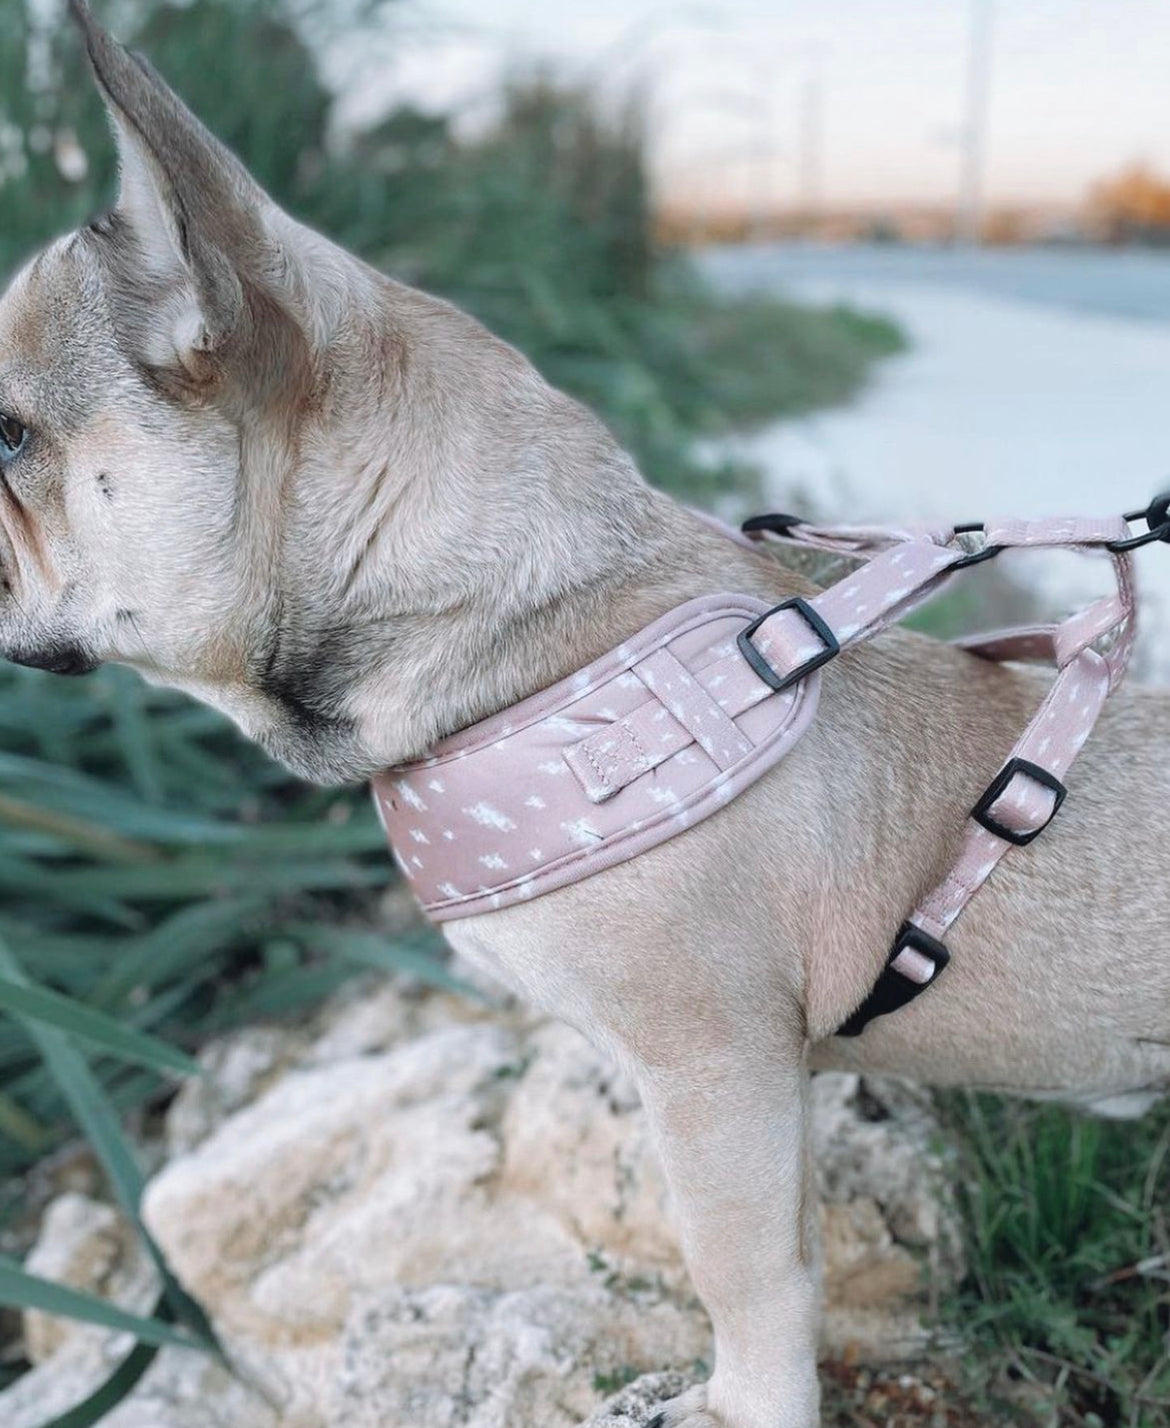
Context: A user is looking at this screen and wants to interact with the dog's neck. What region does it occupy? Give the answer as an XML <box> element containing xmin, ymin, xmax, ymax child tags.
<box><xmin>250</xmin><ymin>280</ymin><xmax>807</xmax><ymax>783</ymax></box>
<box><xmin>335</xmin><ymin>482</ymin><xmax>802</xmax><ymax>778</ymax></box>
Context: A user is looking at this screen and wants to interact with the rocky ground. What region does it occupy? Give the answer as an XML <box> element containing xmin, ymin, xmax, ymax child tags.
<box><xmin>0</xmin><ymin>972</ymin><xmax>975</xmax><ymax>1428</ymax></box>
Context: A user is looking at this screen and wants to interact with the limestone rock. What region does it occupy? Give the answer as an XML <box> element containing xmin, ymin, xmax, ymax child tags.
<box><xmin>5</xmin><ymin>1192</ymin><xmax>273</xmax><ymax>1428</ymax></box>
<box><xmin>0</xmin><ymin>1342</ymin><xmax>276</xmax><ymax>1428</ymax></box>
<box><xmin>584</xmin><ymin>1371</ymin><xmax>695</xmax><ymax>1426</ymax></box>
<box><xmin>810</xmin><ymin>1073</ymin><xmax>965</xmax><ymax>1357</ymax></box>
<box><xmin>165</xmin><ymin>1024</ymin><xmax>307</xmax><ymax>1157</ymax></box>
<box><xmin>140</xmin><ymin>1015</ymin><xmax>710</xmax><ymax>1427</ymax></box>
<box><xmin>2</xmin><ymin>982</ymin><xmax>963</xmax><ymax>1427</ymax></box>
<box><xmin>332</xmin><ymin>1284</ymin><xmax>708</xmax><ymax>1428</ymax></box>
<box><xmin>22</xmin><ymin>1192</ymin><xmax>156</xmax><ymax>1365</ymax></box>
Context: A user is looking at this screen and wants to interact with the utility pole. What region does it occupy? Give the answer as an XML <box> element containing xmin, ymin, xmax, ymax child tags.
<box><xmin>799</xmin><ymin>45</ymin><xmax>825</xmax><ymax>237</ymax></box>
<box><xmin>957</xmin><ymin>0</ymin><xmax>995</xmax><ymax>245</ymax></box>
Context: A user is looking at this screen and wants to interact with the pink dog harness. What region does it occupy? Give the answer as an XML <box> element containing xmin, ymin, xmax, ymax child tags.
<box><xmin>375</xmin><ymin>497</ymin><xmax>1166</xmax><ymax>1036</ymax></box>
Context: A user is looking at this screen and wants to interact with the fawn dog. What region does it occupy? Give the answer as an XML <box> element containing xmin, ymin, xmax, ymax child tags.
<box><xmin>0</xmin><ymin>6</ymin><xmax>1166</xmax><ymax>1424</ymax></box>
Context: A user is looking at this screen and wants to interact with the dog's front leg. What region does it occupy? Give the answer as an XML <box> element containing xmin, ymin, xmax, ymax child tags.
<box><xmin>634</xmin><ymin>1038</ymin><xmax>821</xmax><ymax>1428</ymax></box>
<box><xmin>449</xmin><ymin>883</ymin><xmax>822</xmax><ymax>1428</ymax></box>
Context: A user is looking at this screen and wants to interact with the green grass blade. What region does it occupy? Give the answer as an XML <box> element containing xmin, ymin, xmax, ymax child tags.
<box><xmin>107</xmin><ymin>675</ymin><xmax>164</xmax><ymax>806</ymax></box>
<box><xmin>0</xmin><ymin>1085</ymin><xmax>52</xmax><ymax>1155</ymax></box>
<box><xmin>0</xmin><ymin>977</ymin><xmax>201</xmax><ymax>1077</ymax></box>
<box><xmin>90</xmin><ymin>897</ymin><xmax>265</xmax><ymax>1010</ymax></box>
<box><xmin>0</xmin><ymin>1259</ymin><xmax>198</xmax><ymax>1349</ymax></box>
<box><xmin>0</xmin><ymin>792</ymin><xmax>163</xmax><ymax>864</ymax></box>
<box><xmin>36</xmin><ymin>1337</ymin><xmax>159</xmax><ymax>1428</ymax></box>
<box><xmin>0</xmin><ymin>941</ymin><xmax>217</xmax><ymax>1351</ymax></box>
<box><xmin>285</xmin><ymin>921</ymin><xmax>476</xmax><ymax>996</ymax></box>
<box><xmin>16</xmin><ymin>856</ymin><xmax>385</xmax><ymax>902</ymax></box>
<box><xmin>205</xmin><ymin>962</ymin><xmax>354</xmax><ymax>1026</ymax></box>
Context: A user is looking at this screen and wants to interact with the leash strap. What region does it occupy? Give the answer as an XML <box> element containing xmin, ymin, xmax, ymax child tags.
<box><xmin>744</xmin><ymin>510</ymin><xmax>1139</xmax><ymax>1038</ymax></box>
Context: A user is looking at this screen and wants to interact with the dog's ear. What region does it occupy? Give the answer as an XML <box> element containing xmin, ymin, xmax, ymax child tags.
<box><xmin>71</xmin><ymin>0</ymin><xmax>277</xmax><ymax>382</ymax></box>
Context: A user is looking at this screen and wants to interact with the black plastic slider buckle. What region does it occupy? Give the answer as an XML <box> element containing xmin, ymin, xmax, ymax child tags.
<box><xmin>741</xmin><ymin>512</ymin><xmax>805</xmax><ymax>538</ymax></box>
<box><xmin>835</xmin><ymin>922</ymin><xmax>950</xmax><ymax>1038</ymax></box>
<box><xmin>737</xmin><ymin>597</ymin><xmax>839</xmax><ymax>693</ymax></box>
<box><xmin>1108</xmin><ymin>492</ymin><xmax>1170</xmax><ymax>552</ymax></box>
<box><xmin>971</xmin><ymin>756</ymin><xmax>1067</xmax><ymax>846</ymax></box>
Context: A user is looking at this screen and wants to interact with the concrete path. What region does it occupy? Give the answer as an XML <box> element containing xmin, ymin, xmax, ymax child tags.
<box><xmin>702</xmin><ymin>244</ymin><xmax>1170</xmax><ymax>676</ymax></box>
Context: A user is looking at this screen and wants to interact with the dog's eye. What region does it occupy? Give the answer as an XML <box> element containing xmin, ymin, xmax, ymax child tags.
<box><xmin>0</xmin><ymin>414</ymin><xmax>26</xmax><ymax>459</ymax></box>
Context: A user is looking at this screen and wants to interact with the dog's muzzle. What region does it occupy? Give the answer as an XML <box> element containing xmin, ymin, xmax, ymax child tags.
<box><xmin>8</xmin><ymin>642</ymin><xmax>99</xmax><ymax>676</ymax></box>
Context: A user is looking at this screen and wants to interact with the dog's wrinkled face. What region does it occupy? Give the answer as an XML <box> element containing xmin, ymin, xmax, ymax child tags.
<box><xmin>0</xmin><ymin>229</ymin><xmax>243</xmax><ymax>681</ymax></box>
<box><xmin>0</xmin><ymin>5</ymin><xmax>382</xmax><ymax>780</ymax></box>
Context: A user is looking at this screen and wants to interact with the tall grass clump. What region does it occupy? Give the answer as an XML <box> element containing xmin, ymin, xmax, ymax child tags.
<box><xmin>939</xmin><ymin>1093</ymin><xmax>1170</xmax><ymax>1425</ymax></box>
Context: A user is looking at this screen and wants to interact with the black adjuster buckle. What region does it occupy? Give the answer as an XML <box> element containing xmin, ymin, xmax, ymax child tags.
<box><xmin>1108</xmin><ymin>492</ymin><xmax>1170</xmax><ymax>551</ymax></box>
<box><xmin>741</xmin><ymin>512</ymin><xmax>805</xmax><ymax>538</ymax></box>
<box><xmin>736</xmin><ymin>597</ymin><xmax>839</xmax><ymax>693</ymax></box>
<box><xmin>835</xmin><ymin>922</ymin><xmax>950</xmax><ymax>1038</ymax></box>
<box><xmin>971</xmin><ymin>756</ymin><xmax>1067</xmax><ymax>846</ymax></box>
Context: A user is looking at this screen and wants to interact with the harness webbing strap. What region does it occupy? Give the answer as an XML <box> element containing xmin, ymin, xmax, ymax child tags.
<box><xmin>914</xmin><ymin>645</ymin><xmax>1110</xmax><ymax>938</ymax></box>
<box><xmin>562</xmin><ymin>619</ymin><xmax>802</xmax><ymax>803</ymax></box>
<box><xmin>747</xmin><ymin>512</ymin><xmax>1138</xmax><ymax>1038</ymax></box>
<box><xmin>749</xmin><ymin>541</ymin><xmax>965</xmax><ymax>680</ymax></box>
<box><xmin>638</xmin><ymin>648</ymin><xmax>754</xmax><ymax>769</ymax></box>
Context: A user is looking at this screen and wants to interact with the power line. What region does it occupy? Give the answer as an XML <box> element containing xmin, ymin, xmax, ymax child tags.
<box><xmin>799</xmin><ymin>44</ymin><xmax>825</xmax><ymax>228</ymax></box>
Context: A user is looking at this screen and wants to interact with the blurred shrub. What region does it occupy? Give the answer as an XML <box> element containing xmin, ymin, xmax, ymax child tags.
<box><xmin>1087</xmin><ymin>161</ymin><xmax>1170</xmax><ymax>246</ymax></box>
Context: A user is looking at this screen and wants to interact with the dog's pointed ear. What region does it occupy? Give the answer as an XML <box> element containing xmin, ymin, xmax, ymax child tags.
<box><xmin>71</xmin><ymin>0</ymin><xmax>275</xmax><ymax>379</ymax></box>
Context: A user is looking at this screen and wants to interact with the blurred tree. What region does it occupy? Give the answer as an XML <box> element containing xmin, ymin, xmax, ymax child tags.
<box><xmin>0</xmin><ymin>0</ymin><xmax>113</xmax><ymax>266</ymax></box>
<box><xmin>134</xmin><ymin>0</ymin><xmax>332</xmax><ymax>202</ymax></box>
<box><xmin>0</xmin><ymin>0</ymin><xmax>346</xmax><ymax>273</ymax></box>
<box><xmin>1087</xmin><ymin>162</ymin><xmax>1170</xmax><ymax>246</ymax></box>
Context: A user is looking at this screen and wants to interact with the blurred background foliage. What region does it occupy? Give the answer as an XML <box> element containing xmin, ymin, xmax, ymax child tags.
<box><xmin>0</xmin><ymin>0</ymin><xmax>900</xmax><ymax>1189</ymax></box>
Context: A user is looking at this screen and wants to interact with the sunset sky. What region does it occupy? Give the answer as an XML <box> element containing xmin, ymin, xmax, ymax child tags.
<box><xmin>355</xmin><ymin>0</ymin><xmax>1170</xmax><ymax>212</ymax></box>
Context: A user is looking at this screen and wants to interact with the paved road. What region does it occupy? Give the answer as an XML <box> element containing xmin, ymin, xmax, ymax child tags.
<box><xmin>701</xmin><ymin>243</ymin><xmax>1170</xmax><ymax>675</ymax></box>
<box><xmin>705</xmin><ymin>242</ymin><xmax>1170</xmax><ymax>324</ymax></box>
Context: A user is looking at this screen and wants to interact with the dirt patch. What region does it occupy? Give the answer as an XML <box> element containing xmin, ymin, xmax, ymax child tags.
<box><xmin>823</xmin><ymin>1360</ymin><xmax>989</xmax><ymax>1428</ymax></box>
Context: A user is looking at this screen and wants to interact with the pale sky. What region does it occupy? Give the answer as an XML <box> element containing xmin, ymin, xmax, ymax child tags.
<box><xmin>338</xmin><ymin>0</ymin><xmax>1170</xmax><ymax>211</ymax></box>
